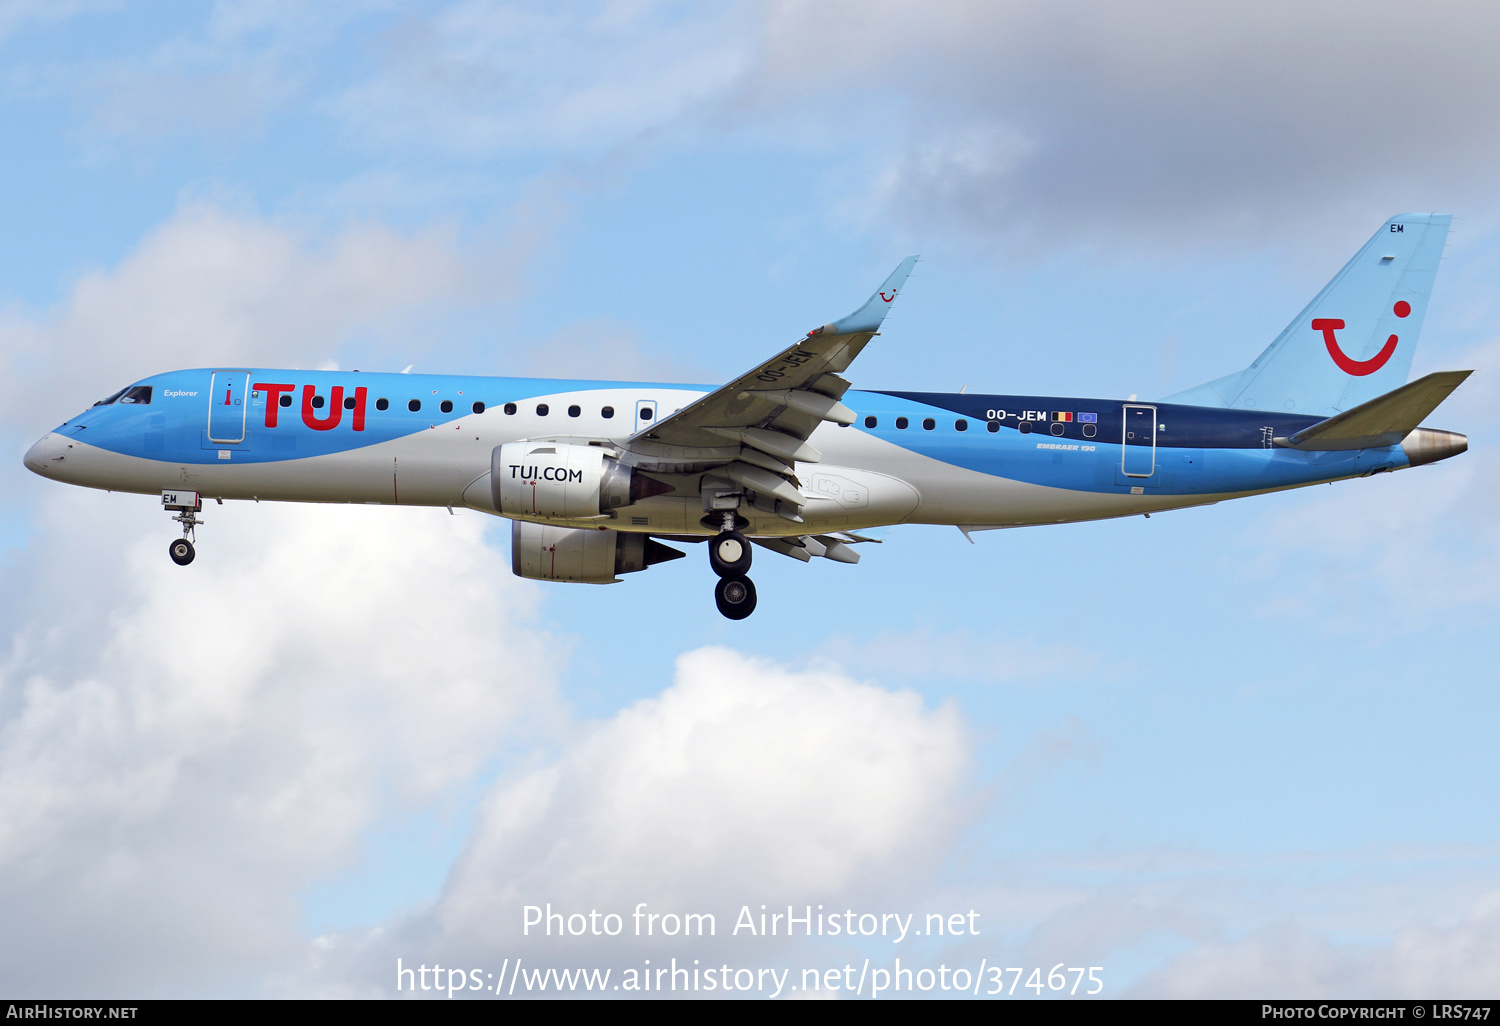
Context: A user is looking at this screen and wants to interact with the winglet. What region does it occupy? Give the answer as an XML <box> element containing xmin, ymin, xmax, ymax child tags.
<box><xmin>809</xmin><ymin>255</ymin><xmax>919</xmax><ymax>337</ymax></box>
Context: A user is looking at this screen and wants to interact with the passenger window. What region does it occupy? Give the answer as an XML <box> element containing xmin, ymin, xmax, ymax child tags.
<box><xmin>472</xmin><ymin>401</ymin><xmax>485</xmax><ymax>414</ymax></box>
<box><xmin>504</xmin><ymin>403</ymin><xmax>517</xmax><ymax>415</ymax></box>
<box><xmin>537</xmin><ymin>403</ymin><xmax>549</xmax><ymax>416</ymax></box>
<box><xmin>922</xmin><ymin>418</ymin><xmax>935</xmax><ymax>430</ymax></box>
<box><xmin>119</xmin><ymin>386</ymin><xmax>153</xmax><ymax>405</ymax></box>
<box><xmin>440</xmin><ymin>400</ymin><xmax>453</xmax><ymax>413</ymax></box>
<box><xmin>344</xmin><ymin>396</ymin><xmax>356</xmax><ymax>410</ymax></box>
<box><xmin>955</xmin><ymin>419</ymin><xmax>967</xmax><ymax>431</ymax></box>
<box><xmin>311</xmin><ymin>395</ymin><xmax>326</xmax><ymax>409</ymax></box>
<box><xmin>568</xmin><ymin>404</ymin><xmax>581</xmax><ymax>417</ymax></box>
<box><xmin>864</xmin><ymin>416</ymin><xmax>877</xmax><ymax>428</ymax></box>
<box><xmin>280</xmin><ymin>395</ymin><xmax>294</xmax><ymax>408</ymax></box>
<box><xmin>408</xmin><ymin>399</ymin><xmax>421</xmax><ymax>412</ymax></box>
<box><xmin>376</xmin><ymin>398</ymin><xmax>389</xmax><ymax>411</ymax></box>
<box><xmin>639</xmin><ymin>407</ymin><xmax>653</xmax><ymax>421</ymax></box>
<box><xmin>895</xmin><ymin>417</ymin><xmax>908</xmax><ymax>429</ymax></box>
<box><xmin>986</xmin><ymin>420</ymin><xmax>1000</xmax><ymax>433</ymax></box>
<box><xmin>602</xmin><ymin>406</ymin><xmax>615</xmax><ymax>419</ymax></box>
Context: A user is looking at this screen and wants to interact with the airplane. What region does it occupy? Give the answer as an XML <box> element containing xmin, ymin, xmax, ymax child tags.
<box><xmin>23</xmin><ymin>213</ymin><xmax>1470</xmax><ymax>619</ymax></box>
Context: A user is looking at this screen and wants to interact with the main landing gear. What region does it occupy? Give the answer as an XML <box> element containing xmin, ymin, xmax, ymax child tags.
<box><xmin>162</xmin><ymin>489</ymin><xmax>203</xmax><ymax>566</ymax></box>
<box><xmin>709</xmin><ymin>515</ymin><xmax>756</xmax><ymax>620</ymax></box>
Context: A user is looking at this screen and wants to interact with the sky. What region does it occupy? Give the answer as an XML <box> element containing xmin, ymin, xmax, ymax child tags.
<box><xmin>1</xmin><ymin>0</ymin><xmax>1499</xmax><ymax>1000</ymax></box>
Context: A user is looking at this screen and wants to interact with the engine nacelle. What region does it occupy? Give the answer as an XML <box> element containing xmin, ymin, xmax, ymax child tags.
<box><xmin>511</xmin><ymin>521</ymin><xmax>684</xmax><ymax>583</ymax></box>
<box><xmin>493</xmin><ymin>441</ymin><xmax>660</xmax><ymax>520</ymax></box>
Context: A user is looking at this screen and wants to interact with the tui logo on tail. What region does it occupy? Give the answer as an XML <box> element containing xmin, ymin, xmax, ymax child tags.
<box><xmin>1313</xmin><ymin>302</ymin><xmax>1410</xmax><ymax>376</ymax></box>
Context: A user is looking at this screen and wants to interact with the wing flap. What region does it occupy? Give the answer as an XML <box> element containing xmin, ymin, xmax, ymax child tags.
<box><xmin>703</xmin><ymin>426</ymin><xmax>821</xmax><ymax>464</ymax></box>
<box><xmin>723</xmin><ymin>462</ymin><xmax>805</xmax><ymax>507</ymax></box>
<box><xmin>759</xmin><ymin>388</ymin><xmax>856</xmax><ymax>425</ymax></box>
<box><xmin>751</xmin><ymin>533</ymin><xmax>863</xmax><ymax>564</ymax></box>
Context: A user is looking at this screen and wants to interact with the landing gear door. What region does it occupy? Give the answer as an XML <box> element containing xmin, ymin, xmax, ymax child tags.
<box><xmin>634</xmin><ymin>399</ymin><xmax>657</xmax><ymax>434</ymax></box>
<box><xmin>207</xmin><ymin>371</ymin><xmax>250</xmax><ymax>443</ymax></box>
<box><xmin>1121</xmin><ymin>404</ymin><xmax>1157</xmax><ymax>478</ymax></box>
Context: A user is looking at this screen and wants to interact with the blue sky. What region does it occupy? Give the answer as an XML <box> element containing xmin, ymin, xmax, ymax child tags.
<box><xmin>2</xmin><ymin>1</ymin><xmax>1499</xmax><ymax>999</ymax></box>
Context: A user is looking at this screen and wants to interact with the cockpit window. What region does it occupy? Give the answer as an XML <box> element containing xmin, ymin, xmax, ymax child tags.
<box><xmin>94</xmin><ymin>385</ymin><xmax>153</xmax><ymax>406</ymax></box>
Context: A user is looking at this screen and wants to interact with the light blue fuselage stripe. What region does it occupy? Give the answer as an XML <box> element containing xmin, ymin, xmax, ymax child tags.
<box><xmin>54</xmin><ymin>368</ymin><xmax>1407</xmax><ymax>496</ymax></box>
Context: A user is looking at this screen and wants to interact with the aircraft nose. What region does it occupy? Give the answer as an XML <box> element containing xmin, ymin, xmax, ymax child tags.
<box><xmin>23</xmin><ymin>433</ymin><xmax>68</xmax><ymax>475</ymax></box>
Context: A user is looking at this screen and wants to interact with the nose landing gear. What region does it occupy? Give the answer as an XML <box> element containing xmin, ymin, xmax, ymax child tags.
<box><xmin>162</xmin><ymin>489</ymin><xmax>202</xmax><ymax>566</ymax></box>
<box><xmin>708</xmin><ymin>514</ymin><xmax>756</xmax><ymax>619</ymax></box>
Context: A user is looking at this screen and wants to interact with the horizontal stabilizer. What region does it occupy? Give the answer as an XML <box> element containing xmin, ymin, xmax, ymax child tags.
<box><xmin>1277</xmin><ymin>370</ymin><xmax>1472</xmax><ymax>450</ymax></box>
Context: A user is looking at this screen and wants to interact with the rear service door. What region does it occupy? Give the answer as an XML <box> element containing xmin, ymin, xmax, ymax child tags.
<box><xmin>207</xmin><ymin>371</ymin><xmax>250</xmax><ymax>443</ymax></box>
<box><xmin>1121</xmin><ymin>404</ymin><xmax>1157</xmax><ymax>478</ymax></box>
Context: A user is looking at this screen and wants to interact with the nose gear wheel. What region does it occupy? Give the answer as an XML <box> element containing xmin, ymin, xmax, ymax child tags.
<box><xmin>162</xmin><ymin>490</ymin><xmax>204</xmax><ymax>566</ymax></box>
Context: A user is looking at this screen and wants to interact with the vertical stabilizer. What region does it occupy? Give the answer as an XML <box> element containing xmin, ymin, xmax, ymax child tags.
<box><xmin>1165</xmin><ymin>214</ymin><xmax>1451</xmax><ymax>415</ymax></box>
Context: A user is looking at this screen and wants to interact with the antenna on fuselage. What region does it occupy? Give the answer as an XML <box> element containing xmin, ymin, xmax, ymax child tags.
<box><xmin>400</xmin><ymin>365</ymin><xmax>413</xmax><ymax>374</ymax></box>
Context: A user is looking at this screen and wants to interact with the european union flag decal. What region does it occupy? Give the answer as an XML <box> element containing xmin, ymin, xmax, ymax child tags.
<box><xmin>1078</xmin><ymin>412</ymin><xmax>1098</xmax><ymax>423</ymax></box>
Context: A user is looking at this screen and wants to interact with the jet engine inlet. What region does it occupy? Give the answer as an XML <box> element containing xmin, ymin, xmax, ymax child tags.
<box><xmin>492</xmin><ymin>441</ymin><xmax>672</xmax><ymax>519</ymax></box>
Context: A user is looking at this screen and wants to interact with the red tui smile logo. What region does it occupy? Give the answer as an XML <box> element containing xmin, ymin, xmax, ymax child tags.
<box><xmin>1313</xmin><ymin>302</ymin><xmax>1410</xmax><ymax>375</ymax></box>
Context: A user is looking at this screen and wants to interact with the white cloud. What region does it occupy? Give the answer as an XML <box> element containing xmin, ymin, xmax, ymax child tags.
<box><xmin>0</xmin><ymin>200</ymin><xmax>501</xmax><ymax>434</ymax></box>
<box><xmin>40</xmin><ymin>2</ymin><xmax>1500</xmax><ymax>253</ymax></box>
<box><xmin>0</xmin><ymin>494</ymin><xmax>561</xmax><ymax>995</ymax></box>
<box><xmin>914</xmin><ymin>843</ymin><xmax>1500</xmax><ymax>999</ymax></box>
<box><xmin>0</xmin><ymin>195</ymin><xmax>562</xmax><ymax>995</ymax></box>
<box><xmin>1138</xmin><ymin>884</ymin><xmax>1500</xmax><ymax>997</ymax></box>
<box><xmin>329</xmin><ymin>1</ymin><xmax>753</xmax><ymax>156</ymax></box>
<box><xmin>746</xmin><ymin>1</ymin><xmax>1500</xmax><ymax>248</ymax></box>
<box><xmin>433</xmin><ymin>646</ymin><xmax>972</xmax><ymax>943</ymax></box>
<box><xmin>28</xmin><ymin>2</ymin><xmax>1500</xmax><ymax>254</ymax></box>
<box><xmin>288</xmin><ymin>646</ymin><xmax>975</xmax><ymax>995</ymax></box>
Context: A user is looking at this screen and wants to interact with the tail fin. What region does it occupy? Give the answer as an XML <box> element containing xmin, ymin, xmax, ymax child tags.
<box><xmin>1165</xmin><ymin>214</ymin><xmax>1451</xmax><ymax>416</ymax></box>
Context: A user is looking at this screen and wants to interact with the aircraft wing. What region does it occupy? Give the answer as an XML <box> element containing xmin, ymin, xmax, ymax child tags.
<box><xmin>626</xmin><ymin>256</ymin><xmax>917</xmax><ymax>516</ymax></box>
